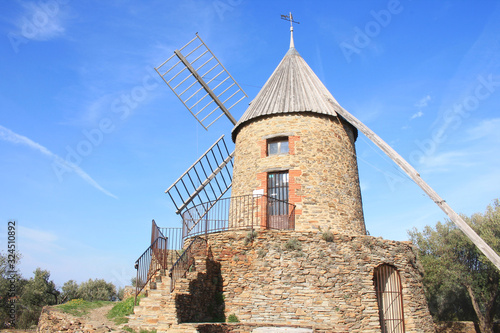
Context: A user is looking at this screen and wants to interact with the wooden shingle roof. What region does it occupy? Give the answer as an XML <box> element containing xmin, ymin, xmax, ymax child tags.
<box><xmin>232</xmin><ymin>46</ymin><xmax>344</xmax><ymax>141</ymax></box>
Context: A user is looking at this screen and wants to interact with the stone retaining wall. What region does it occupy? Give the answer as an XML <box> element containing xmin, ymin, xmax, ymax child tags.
<box><xmin>204</xmin><ymin>230</ymin><xmax>434</xmax><ymax>333</ymax></box>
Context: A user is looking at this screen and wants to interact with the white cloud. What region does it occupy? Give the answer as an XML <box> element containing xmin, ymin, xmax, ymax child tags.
<box><xmin>410</xmin><ymin>111</ymin><xmax>424</xmax><ymax>120</ymax></box>
<box><xmin>466</xmin><ymin>118</ymin><xmax>500</xmax><ymax>141</ymax></box>
<box><xmin>414</xmin><ymin>95</ymin><xmax>431</xmax><ymax>108</ymax></box>
<box><xmin>18</xmin><ymin>226</ymin><xmax>61</xmax><ymax>253</ymax></box>
<box><xmin>418</xmin><ymin>150</ymin><xmax>476</xmax><ymax>172</ymax></box>
<box><xmin>0</xmin><ymin>124</ymin><xmax>118</xmax><ymax>199</ymax></box>
<box><xmin>410</xmin><ymin>95</ymin><xmax>431</xmax><ymax>120</ymax></box>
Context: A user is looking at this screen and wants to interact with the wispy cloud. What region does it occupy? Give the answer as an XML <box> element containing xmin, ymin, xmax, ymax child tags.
<box><xmin>466</xmin><ymin>118</ymin><xmax>500</xmax><ymax>141</ymax></box>
<box><xmin>411</xmin><ymin>95</ymin><xmax>431</xmax><ymax>120</ymax></box>
<box><xmin>410</xmin><ymin>111</ymin><xmax>424</xmax><ymax>120</ymax></box>
<box><xmin>19</xmin><ymin>225</ymin><xmax>61</xmax><ymax>253</ymax></box>
<box><xmin>0</xmin><ymin>125</ymin><xmax>117</xmax><ymax>199</ymax></box>
<box><xmin>419</xmin><ymin>150</ymin><xmax>476</xmax><ymax>172</ymax></box>
<box><xmin>415</xmin><ymin>95</ymin><xmax>431</xmax><ymax>108</ymax></box>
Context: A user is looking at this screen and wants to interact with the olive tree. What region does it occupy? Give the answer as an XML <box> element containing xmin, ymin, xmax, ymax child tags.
<box><xmin>409</xmin><ymin>199</ymin><xmax>500</xmax><ymax>333</ymax></box>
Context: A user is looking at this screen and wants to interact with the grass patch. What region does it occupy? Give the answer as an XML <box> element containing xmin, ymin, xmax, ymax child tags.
<box><xmin>243</xmin><ymin>230</ymin><xmax>257</xmax><ymax>246</ymax></box>
<box><xmin>319</xmin><ymin>226</ymin><xmax>334</xmax><ymax>242</ymax></box>
<box><xmin>56</xmin><ymin>298</ymin><xmax>112</xmax><ymax>317</ymax></box>
<box><xmin>227</xmin><ymin>313</ymin><xmax>239</xmax><ymax>323</ymax></box>
<box><xmin>283</xmin><ymin>238</ymin><xmax>302</xmax><ymax>251</ymax></box>
<box><xmin>123</xmin><ymin>327</ymin><xmax>157</xmax><ymax>333</ymax></box>
<box><xmin>107</xmin><ymin>296</ymin><xmax>142</xmax><ymax>324</ymax></box>
<box><xmin>257</xmin><ymin>248</ymin><xmax>267</xmax><ymax>258</ymax></box>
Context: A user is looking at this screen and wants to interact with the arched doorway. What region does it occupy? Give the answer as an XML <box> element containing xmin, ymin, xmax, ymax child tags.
<box><xmin>374</xmin><ymin>264</ymin><xmax>405</xmax><ymax>333</ymax></box>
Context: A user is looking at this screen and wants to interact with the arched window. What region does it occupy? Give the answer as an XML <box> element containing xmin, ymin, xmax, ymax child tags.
<box><xmin>374</xmin><ymin>264</ymin><xmax>405</xmax><ymax>333</ymax></box>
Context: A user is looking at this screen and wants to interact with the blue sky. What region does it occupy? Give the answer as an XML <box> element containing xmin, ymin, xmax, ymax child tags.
<box><xmin>0</xmin><ymin>1</ymin><xmax>499</xmax><ymax>288</ymax></box>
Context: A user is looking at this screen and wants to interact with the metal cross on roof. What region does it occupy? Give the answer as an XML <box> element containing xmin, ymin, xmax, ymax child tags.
<box><xmin>281</xmin><ymin>12</ymin><xmax>299</xmax><ymax>48</ymax></box>
<box><xmin>281</xmin><ymin>12</ymin><xmax>300</xmax><ymax>27</ymax></box>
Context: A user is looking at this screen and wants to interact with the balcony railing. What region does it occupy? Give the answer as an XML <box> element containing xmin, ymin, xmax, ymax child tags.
<box><xmin>181</xmin><ymin>194</ymin><xmax>295</xmax><ymax>239</ymax></box>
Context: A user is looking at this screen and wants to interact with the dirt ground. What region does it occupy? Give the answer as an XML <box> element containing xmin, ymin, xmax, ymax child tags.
<box><xmin>2</xmin><ymin>304</ymin><xmax>126</xmax><ymax>333</ymax></box>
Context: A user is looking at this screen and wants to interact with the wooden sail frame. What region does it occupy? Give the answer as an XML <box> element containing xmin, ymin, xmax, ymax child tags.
<box><xmin>155</xmin><ymin>33</ymin><xmax>247</xmax><ymax>129</ymax></box>
<box><xmin>165</xmin><ymin>135</ymin><xmax>234</xmax><ymax>215</ymax></box>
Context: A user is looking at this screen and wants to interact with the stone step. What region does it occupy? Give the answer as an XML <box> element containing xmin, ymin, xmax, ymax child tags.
<box><xmin>166</xmin><ymin>323</ymin><xmax>198</xmax><ymax>333</ymax></box>
<box><xmin>147</xmin><ymin>289</ymin><xmax>171</xmax><ymax>297</ymax></box>
<box><xmin>128</xmin><ymin>252</ymin><xmax>209</xmax><ymax>332</ymax></box>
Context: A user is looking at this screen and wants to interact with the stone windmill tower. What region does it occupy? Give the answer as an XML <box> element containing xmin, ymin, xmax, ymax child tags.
<box><xmin>231</xmin><ymin>23</ymin><xmax>366</xmax><ymax>235</ymax></box>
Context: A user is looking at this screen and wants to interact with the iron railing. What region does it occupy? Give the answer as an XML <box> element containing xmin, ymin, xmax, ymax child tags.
<box><xmin>169</xmin><ymin>236</ymin><xmax>207</xmax><ymax>292</ymax></box>
<box><xmin>159</xmin><ymin>227</ymin><xmax>183</xmax><ymax>250</ymax></box>
<box><xmin>158</xmin><ymin>227</ymin><xmax>184</xmax><ymax>267</ymax></box>
<box><xmin>134</xmin><ymin>236</ymin><xmax>168</xmax><ymax>305</ymax></box>
<box><xmin>151</xmin><ymin>219</ymin><xmax>166</xmax><ymax>243</ymax></box>
<box><xmin>135</xmin><ymin>195</ymin><xmax>295</xmax><ymax>296</ymax></box>
<box><xmin>181</xmin><ymin>194</ymin><xmax>295</xmax><ymax>239</ymax></box>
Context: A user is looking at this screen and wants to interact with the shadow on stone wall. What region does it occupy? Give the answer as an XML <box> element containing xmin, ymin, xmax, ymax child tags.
<box><xmin>175</xmin><ymin>247</ymin><xmax>225</xmax><ymax>323</ymax></box>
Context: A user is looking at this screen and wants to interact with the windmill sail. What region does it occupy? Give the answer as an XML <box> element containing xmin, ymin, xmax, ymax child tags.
<box><xmin>328</xmin><ymin>99</ymin><xmax>500</xmax><ymax>271</ymax></box>
<box><xmin>155</xmin><ymin>33</ymin><xmax>247</xmax><ymax>130</ymax></box>
<box><xmin>165</xmin><ymin>135</ymin><xmax>233</xmax><ymax>218</ymax></box>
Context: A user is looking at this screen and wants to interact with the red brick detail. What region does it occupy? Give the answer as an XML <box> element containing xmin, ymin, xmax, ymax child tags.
<box><xmin>258</xmin><ymin>139</ymin><xmax>267</xmax><ymax>158</ymax></box>
<box><xmin>256</xmin><ymin>171</ymin><xmax>267</xmax><ymax>192</ymax></box>
<box><xmin>288</xmin><ymin>169</ymin><xmax>302</xmax><ymax>217</ymax></box>
<box><xmin>255</xmin><ymin>171</ymin><xmax>267</xmax><ymax>228</ymax></box>
<box><xmin>256</xmin><ymin>170</ymin><xmax>303</xmax><ymax>226</ymax></box>
<box><xmin>288</xmin><ymin>136</ymin><xmax>300</xmax><ymax>155</ymax></box>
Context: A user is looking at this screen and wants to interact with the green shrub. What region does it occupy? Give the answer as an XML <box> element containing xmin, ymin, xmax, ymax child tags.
<box><xmin>257</xmin><ymin>248</ymin><xmax>267</xmax><ymax>258</ymax></box>
<box><xmin>322</xmin><ymin>230</ymin><xmax>334</xmax><ymax>242</ymax></box>
<box><xmin>318</xmin><ymin>226</ymin><xmax>334</xmax><ymax>242</ymax></box>
<box><xmin>61</xmin><ymin>280</ymin><xmax>80</xmax><ymax>302</ymax></box>
<box><xmin>283</xmin><ymin>238</ymin><xmax>302</xmax><ymax>251</ymax></box>
<box><xmin>78</xmin><ymin>278</ymin><xmax>117</xmax><ymax>301</ymax></box>
<box><xmin>243</xmin><ymin>230</ymin><xmax>258</xmax><ymax>245</ymax></box>
<box><xmin>227</xmin><ymin>313</ymin><xmax>239</xmax><ymax>323</ymax></box>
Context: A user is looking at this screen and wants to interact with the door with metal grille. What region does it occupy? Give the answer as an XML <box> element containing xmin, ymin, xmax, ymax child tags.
<box><xmin>267</xmin><ymin>171</ymin><xmax>289</xmax><ymax>229</ymax></box>
<box><xmin>374</xmin><ymin>265</ymin><xmax>405</xmax><ymax>333</ymax></box>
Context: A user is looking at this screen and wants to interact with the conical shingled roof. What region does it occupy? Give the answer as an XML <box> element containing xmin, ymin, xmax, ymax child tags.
<box><xmin>232</xmin><ymin>46</ymin><xmax>344</xmax><ymax>141</ymax></box>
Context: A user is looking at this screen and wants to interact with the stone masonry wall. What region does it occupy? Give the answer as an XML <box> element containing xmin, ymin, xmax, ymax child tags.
<box><xmin>232</xmin><ymin>113</ymin><xmax>366</xmax><ymax>235</ymax></box>
<box><xmin>205</xmin><ymin>230</ymin><xmax>435</xmax><ymax>333</ymax></box>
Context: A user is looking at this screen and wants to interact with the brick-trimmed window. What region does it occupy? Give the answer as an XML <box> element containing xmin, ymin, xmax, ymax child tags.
<box><xmin>267</xmin><ymin>137</ymin><xmax>289</xmax><ymax>156</ymax></box>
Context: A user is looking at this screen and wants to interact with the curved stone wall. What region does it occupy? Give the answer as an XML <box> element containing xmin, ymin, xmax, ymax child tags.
<box><xmin>232</xmin><ymin>113</ymin><xmax>366</xmax><ymax>235</ymax></box>
<box><xmin>206</xmin><ymin>230</ymin><xmax>435</xmax><ymax>333</ymax></box>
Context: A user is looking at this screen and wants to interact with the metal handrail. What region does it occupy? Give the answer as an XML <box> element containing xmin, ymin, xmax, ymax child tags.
<box><xmin>151</xmin><ymin>219</ymin><xmax>165</xmax><ymax>244</ymax></box>
<box><xmin>134</xmin><ymin>236</ymin><xmax>168</xmax><ymax>305</ymax></box>
<box><xmin>169</xmin><ymin>236</ymin><xmax>207</xmax><ymax>292</ymax></box>
<box><xmin>181</xmin><ymin>194</ymin><xmax>296</xmax><ymax>239</ymax></box>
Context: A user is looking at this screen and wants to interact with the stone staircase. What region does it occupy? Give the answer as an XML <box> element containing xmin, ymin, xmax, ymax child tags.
<box><xmin>127</xmin><ymin>259</ymin><xmax>208</xmax><ymax>333</ymax></box>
